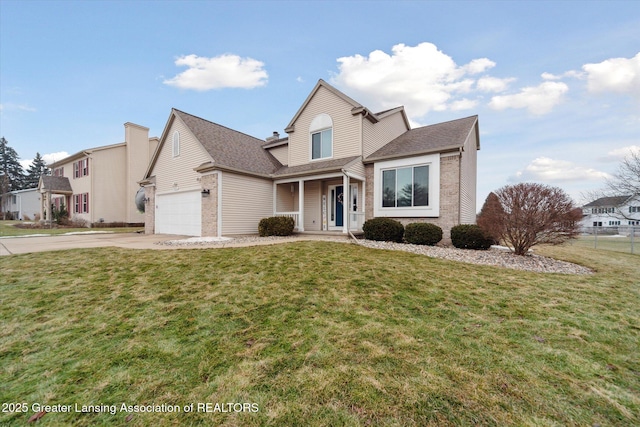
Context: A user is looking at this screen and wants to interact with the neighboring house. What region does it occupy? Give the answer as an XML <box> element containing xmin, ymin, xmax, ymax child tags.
<box><xmin>581</xmin><ymin>194</ymin><xmax>640</xmax><ymax>227</ymax></box>
<box><xmin>38</xmin><ymin>123</ymin><xmax>159</xmax><ymax>226</ymax></box>
<box><xmin>141</xmin><ymin>79</ymin><xmax>479</xmax><ymax>239</ymax></box>
<box><xmin>1</xmin><ymin>188</ymin><xmax>40</xmax><ymax>220</ymax></box>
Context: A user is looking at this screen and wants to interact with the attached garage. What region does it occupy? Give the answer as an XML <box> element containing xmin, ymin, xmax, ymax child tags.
<box><xmin>155</xmin><ymin>191</ymin><xmax>201</xmax><ymax>236</ymax></box>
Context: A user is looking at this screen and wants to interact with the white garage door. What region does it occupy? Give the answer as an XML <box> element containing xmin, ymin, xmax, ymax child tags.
<box><xmin>156</xmin><ymin>191</ymin><xmax>202</xmax><ymax>236</ymax></box>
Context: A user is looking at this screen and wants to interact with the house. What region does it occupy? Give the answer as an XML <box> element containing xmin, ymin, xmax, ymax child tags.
<box><xmin>581</xmin><ymin>194</ymin><xmax>640</xmax><ymax>227</ymax></box>
<box><xmin>1</xmin><ymin>188</ymin><xmax>40</xmax><ymax>220</ymax></box>
<box><xmin>38</xmin><ymin>123</ymin><xmax>159</xmax><ymax>226</ymax></box>
<box><xmin>141</xmin><ymin>79</ymin><xmax>479</xmax><ymax>239</ymax></box>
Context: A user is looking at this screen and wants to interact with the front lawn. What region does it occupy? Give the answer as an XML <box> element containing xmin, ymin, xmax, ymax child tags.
<box><xmin>0</xmin><ymin>242</ymin><xmax>638</xmax><ymax>426</ymax></box>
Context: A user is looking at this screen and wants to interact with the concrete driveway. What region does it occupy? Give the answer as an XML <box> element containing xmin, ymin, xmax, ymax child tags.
<box><xmin>0</xmin><ymin>232</ymin><xmax>188</xmax><ymax>256</ymax></box>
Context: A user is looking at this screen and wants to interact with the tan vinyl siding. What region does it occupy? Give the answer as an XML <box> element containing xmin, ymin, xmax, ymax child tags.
<box><xmin>303</xmin><ymin>181</ymin><xmax>321</xmax><ymax>231</ymax></box>
<box><xmin>266</xmin><ymin>145</ymin><xmax>288</xmax><ymax>166</ymax></box>
<box><xmin>152</xmin><ymin>117</ymin><xmax>211</xmax><ymax>194</ymax></box>
<box><xmin>276</xmin><ymin>182</ymin><xmax>299</xmax><ymax>212</ymax></box>
<box><xmin>345</xmin><ymin>160</ymin><xmax>366</xmax><ymax>178</ymax></box>
<box><xmin>362</xmin><ymin>110</ymin><xmax>409</xmax><ymax>158</ymax></box>
<box><xmin>221</xmin><ymin>172</ymin><xmax>273</xmax><ymax>234</ymax></box>
<box><xmin>92</xmin><ymin>146</ymin><xmax>127</xmax><ymax>223</ymax></box>
<box><xmin>288</xmin><ymin>85</ymin><xmax>362</xmax><ymax>167</ymax></box>
<box><xmin>459</xmin><ymin>126</ymin><xmax>478</xmax><ymax>224</ymax></box>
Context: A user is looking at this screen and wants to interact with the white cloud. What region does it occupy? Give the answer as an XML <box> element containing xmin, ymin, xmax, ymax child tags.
<box><xmin>163</xmin><ymin>54</ymin><xmax>268</xmax><ymax>91</ymax></box>
<box><xmin>598</xmin><ymin>145</ymin><xmax>640</xmax><ymax>162</ymax></box>
<box><xmin>462</xmin><ymin>58</ymin><xmax>496</xmax><ymax>74</ymax></box>
<box><xmin>331</xmin><ymin>42</ymin><xmax>501</xmax><ymax>118</ymax></box>
<box><xmin>42</xmin><ymin>152</ymin><xmax>69</xmax><ymax>166</ymax></box>
<box><xmin>449</xmin><ymin>98</ymin><xmax>478</xmax><ymax>111</ymax></box>
<box><xmin>20</xmin><ymin>152</ymin><xmax>70</xmax><ymax>169</ymax></box>
<box><xmin>510</xmin><ymin>157</ymin><xmax>610</xmax><ymax>183</ymax></box>
<box><xmin>476</xmin><ymin>76</ymin><xmax>516</xmax><ymax>92</ymax></box>
<box><xmin>0</xmin><ymin>103</ymin><xmax>37</xmax><ymax>113</ymax></box>
<box><xmin>488</xmin><ymin>81</ymin><xmax>569</xmax><ymax>115</ymax></box>
<box><xmin>582</xmin><ymin>52</ymin><xmax>640</xmax><ymax>98</ymax></box>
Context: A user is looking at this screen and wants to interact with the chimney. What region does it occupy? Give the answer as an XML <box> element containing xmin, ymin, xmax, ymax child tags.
<box><xmin>266</xmin><ymin>131</ymin><xmax>280</xmax><ymax>142</ymax></box>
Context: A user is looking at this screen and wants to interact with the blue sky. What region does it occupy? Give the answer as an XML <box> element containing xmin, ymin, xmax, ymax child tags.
<box><xmin>1</xmin><ymin>0</ymin><xmax>638</xmax><ymax>205</ymax></box>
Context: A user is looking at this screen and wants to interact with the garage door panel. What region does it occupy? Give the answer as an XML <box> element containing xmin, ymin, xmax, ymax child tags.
<box><xmin>155</xmin><ymin>191</ymin><xmax>201</xmax><ymax>236</ymax></box>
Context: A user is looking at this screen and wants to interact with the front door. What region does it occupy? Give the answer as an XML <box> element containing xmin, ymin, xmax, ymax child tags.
<box><xmin>329</xmin><ymin>185</ymin><xmax>344</xmax><ymax>229</ymax></box>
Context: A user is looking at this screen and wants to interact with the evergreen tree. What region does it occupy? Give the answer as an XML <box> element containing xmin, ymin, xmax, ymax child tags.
<box><xmin>1</xmin><ymin>136</ymin><xmax>26</xmax><ymax>193</ymax></box>
<box><xmin>24</xmin><ymin>152</ymin><xmax>50</xmax><ymax>189</ymax></box>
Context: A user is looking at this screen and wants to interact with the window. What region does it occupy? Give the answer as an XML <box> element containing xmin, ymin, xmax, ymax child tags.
<box><xmin>173</xmin><ymin>131</ymin><xmax>180</xmax><ymax>157</ymax></box>
<box><xmin>630</xmin><ymin>206</ymin><xmax>640</xmax><ymax>213</ymax></box>
<box><xmin>309</xmin><ymin>114</ymin><xmax>333</xmax><ymax>160</ymax></box>
<box><xmin>73</xmin><ymin>159</ymin><xmax>89</xmax><ymax>178</ymax></box>
<box><xmin>73</xmin><ymin>193</ymin><xmax>89</xmax><ymax>213</ymax></box>
<box><xmin>382</xmin><ymin>165</ymin><xmax>429</xmax><ymax>208</ymax></box>
<box><xmin>53</xmin><ymin>167</ymin><xmax>64</xmax><ymax>177</ymax></box>
<box><xmin>311</xmin><ymin>129</ymin><xmax>332</xmax><ymax>159</ymax></box>
<box><xmin>374</xmin><ymin>154</ymin><xmax>439</xmax><ymax>218</ymax></box>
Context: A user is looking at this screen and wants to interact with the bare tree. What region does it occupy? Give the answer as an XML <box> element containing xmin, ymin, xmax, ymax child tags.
<box><xmin>490</xmin><ymin>183</ymin><xmax>581</xmax><ymax>256</ymax></box>
<box><xmin>583</xmin><ymin>150</ymin><xmax>640</xmax><ymax>220</ymax></box>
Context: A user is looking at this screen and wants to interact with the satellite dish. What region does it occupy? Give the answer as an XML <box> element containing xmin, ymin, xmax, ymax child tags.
<box><xmin>135</xmin><ymin>187</ymin><xmax>146</xmax><ymax>213</ymax></box>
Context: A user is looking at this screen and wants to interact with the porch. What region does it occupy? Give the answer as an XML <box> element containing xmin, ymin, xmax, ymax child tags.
<box><xmin>273</xmin><ymin>171</ymin><xmax>366</xmax><ymax>234</ymax></box>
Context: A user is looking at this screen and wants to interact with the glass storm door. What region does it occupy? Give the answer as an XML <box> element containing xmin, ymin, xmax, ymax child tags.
<box><xmin>329</xmin><ymin>185</ymin><xmax>344</xmax><ymax>228</ymax></box>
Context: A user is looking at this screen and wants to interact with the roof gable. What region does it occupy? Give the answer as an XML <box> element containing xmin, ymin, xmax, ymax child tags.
<box><xmin>38</xmin><ymin>176</ymin><xmax>73</xmax><ymax>193</ymax></box>
<box><xmin>365</xmin><ymin>115</ymin><xmax>479</xmax><ymax>162</ymax></box>
<box><xmin>145</xmin><ymin>109</ymin><xmax>282</xmax><ymax>179</ymax></box>
<box><xmin>285</xmin><ymin>80</ymin><xmax>403</xmax><ymax>133</ymax></box>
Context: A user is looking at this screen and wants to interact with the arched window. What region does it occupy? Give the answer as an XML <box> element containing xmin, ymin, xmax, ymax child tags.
<box><xmin>172</xmin><ymin>131</ymin><xmax>180</xmax><ymax>157</ymax></box>
<box><xmin>309</xmin><ymin>114</ymin><xmax>332</xmax><ymax>160</ymax></box>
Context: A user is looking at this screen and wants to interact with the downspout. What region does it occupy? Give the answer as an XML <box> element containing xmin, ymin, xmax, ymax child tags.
<box><xmin>458</xmin><ymin>147</ymin><xmax>463</xmax><ymax>225</ymax></box>
<box><xmin>341</xmin><ymin>169</ymin><xmax>361</xmax><ymax>244</ymax></box>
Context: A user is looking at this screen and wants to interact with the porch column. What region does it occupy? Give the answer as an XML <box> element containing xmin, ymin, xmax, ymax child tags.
<box><xmin>272</xmin><ymin>182</ymin><xmax>277</xmax><ymax>217</ymax></box>
<box><xmin>298</xmin><ymin>179</ymin><xmax>304</xmax><ymax>231</ymax></box>
<box><xmin>342</xmin><ymin>174</ymin><xmax>349</xmax><ymax>233</ymax></box>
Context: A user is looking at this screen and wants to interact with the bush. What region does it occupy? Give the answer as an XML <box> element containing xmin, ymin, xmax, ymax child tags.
<box><xmin>451</xmin><ymin>224</ymin><xmax>493</xmax><ymax>250</ymax></box>
<box><xmin>258</xmin><ymin>216</ymin><xmax>295</xmax><ymax>237</ymax></box>
<box><xmin>362</xmin><ymin>217</ymin><xmax>404</xmax><ymax>242</ymax></box>
<box><xmin>404</xmin><ymin>222</ymin><xmax>443</xmax><ymax>246</ymax></box>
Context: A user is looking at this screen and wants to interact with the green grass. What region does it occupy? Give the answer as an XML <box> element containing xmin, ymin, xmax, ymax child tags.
<box><xmin>1</xmin><ymin>242</ymin><xmax>638</xmax><ymax>426</ymax></box>
<box><xmin>0</xmin><ymin>220</ymin><xmax>142</xmax><ymax>237</ymax></box>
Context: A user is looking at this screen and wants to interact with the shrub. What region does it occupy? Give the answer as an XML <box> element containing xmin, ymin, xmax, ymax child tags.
<box><xmin>258</xmin><ymin>216</ymin><xmax>295</xmax><ymax>237</ymax></box>
<box><xmin>451</xmin><ymin>224</ymin><xmax>493</xmax><ymax>250</ymax></box>
<box><xmin>492</xmin><ymin>183</ymin><xmax>581</xmax><ymax>255</ymax></box>
<box><xmin>362</xmin><ymin>217</ymin><xmax>404</xmax><ymax>242</ymax></box>
<box><xmin>404</xmin><ymin>222</ymin><xmax>443</xmax><ymax>246</ymax></box>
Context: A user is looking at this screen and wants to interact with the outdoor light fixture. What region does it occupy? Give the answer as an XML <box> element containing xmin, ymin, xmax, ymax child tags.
<box><xmin>201</xmin><ymin>189</ymin><xmax>210</xmax><ymax>196</ymax></box>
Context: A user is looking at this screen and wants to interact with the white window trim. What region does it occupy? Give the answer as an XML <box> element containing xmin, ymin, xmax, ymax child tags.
<box><xmin>172</xmin><ymin>131</ymin><xmax>180</xmax><ymax>158</ymax></box>
<box><xmin>309</xmin><ymin>113</ymin><xmax>333</xmax><ymax>162</ymax></box>
<box><xmin>373</xmin><ymin>154</ymin><xmax>440</xmax><ymax>217</ymax></box>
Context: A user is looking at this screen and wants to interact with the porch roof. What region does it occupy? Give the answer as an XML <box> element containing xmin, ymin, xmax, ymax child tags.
<box><xmin>272</xmin><ymin>156</ymin><xmax>360</xmax><ymax>179</ymax></box>
<box><xmin>38</xmin><ymin>176</ymin><xmax>73</xmax><ymax>194</ymax></box>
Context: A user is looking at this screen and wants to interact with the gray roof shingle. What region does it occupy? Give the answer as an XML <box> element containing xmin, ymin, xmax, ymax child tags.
<box><xmin>272</xmin><ymin>156</ymin><xmax>360</xmax><ymax>178</ymax></box>
<box><xmin>174</xmin><ymin>109</ymin><xmax>282</xmax><ymax>175</ymax></box>
<box><xmin>365</xmin><ymin>115</ymin><xmax>478</xmax><ymax>162</ymax></box>
<box><xmin>39</xmin><ymin>176</ymin><xmax>73</xmax><ymax>193</ymax></box>
<box><xmin>583</xmin><ymin>195</ymin><xmax>632</xmax><ymax>207</ymax></box>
